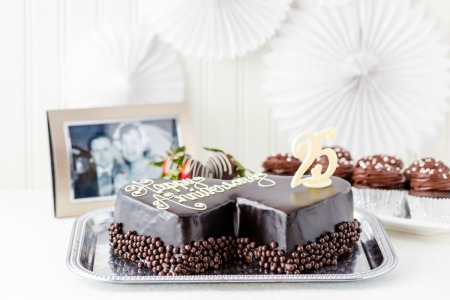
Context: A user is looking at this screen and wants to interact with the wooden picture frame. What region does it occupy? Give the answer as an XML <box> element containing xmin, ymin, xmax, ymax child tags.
<box><xmin>47</xmin><ymin>102</ymin><xmax>195</xmax><ymax>218</ymax></box>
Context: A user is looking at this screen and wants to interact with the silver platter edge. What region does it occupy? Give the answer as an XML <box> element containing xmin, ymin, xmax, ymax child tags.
<box><xmin>66</xmin><ymin>207</ymin><xmax>397</xmax><ymax>283</ymax></box>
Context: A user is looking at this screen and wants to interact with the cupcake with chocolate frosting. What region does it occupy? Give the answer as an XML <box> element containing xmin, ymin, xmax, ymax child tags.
<box><xmin>309</xmin><ymin>146</ymin><xmax>354</xmax><ymax>183</ymax></box>
<box><xmin>404</xmin><ymin>157</ymin><xmax>449</xmax><ymax>187</ymax></box>
<box><xmin>357</xmin><ymin>154</ymin><xmax>404</xmax><ymax>169</ymax></box>
<box><xmin>352</xmin><ymin>155</ymin><xmax>407</xmax><ymax>217</ymax></box>
<box><xmin>405</xmin><ymin>158</ymin><xmax>450</xmax><ymax>223</ymax></box>
<box><xmin>262</xmin><ymin>153</ymin><xmax>301</xmax><ymax>176</ymax></box>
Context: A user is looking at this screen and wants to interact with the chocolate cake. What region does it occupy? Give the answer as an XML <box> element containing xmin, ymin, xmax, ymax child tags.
<box><xmin>109</xmin><ymin>173</ymin><xmax>360</xmax><ymax>276</ymax></box>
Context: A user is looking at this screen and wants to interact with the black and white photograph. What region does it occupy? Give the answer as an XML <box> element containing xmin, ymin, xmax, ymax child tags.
<box><xmin>47</xmin><ymin>102</ymin><xmax>195</xmax><ymax>218</ymax></box>
<box><xmin>68</xmin><ymin>119</ymin><xmax>179</xmax><ymax>200</ymax></box>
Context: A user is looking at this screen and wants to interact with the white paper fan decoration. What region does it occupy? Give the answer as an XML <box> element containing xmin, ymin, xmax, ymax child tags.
<box><xmin>297</xmin><ymin>0</ymin><xmax>355</xmax><ymax>9</ymax></box>
<box><xmin>141</xmin><ymin>0</ymin><xmax>293</xmax><ymax>60</ymax></box>
<box><xmin>264</xmin><ymin>0</ymin><xmax>450</xmax><ymax>159</ymax></box>
<box><xmin>63</xmin><ymin>25</ymin><xmax>184</xmax><ymax>108</ymax></box>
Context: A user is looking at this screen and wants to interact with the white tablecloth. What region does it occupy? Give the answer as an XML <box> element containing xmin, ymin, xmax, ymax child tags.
<box><xmin>1</xmin><ymin>190</ymin><xmax>449</xmax><ymax>300</ymax></box>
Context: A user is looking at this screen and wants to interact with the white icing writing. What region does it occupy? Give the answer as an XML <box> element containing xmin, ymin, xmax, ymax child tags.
<box><xmin>124</xmin><ymin>173</ymin><xmax>275</xmax><ymax>211</ymax></box>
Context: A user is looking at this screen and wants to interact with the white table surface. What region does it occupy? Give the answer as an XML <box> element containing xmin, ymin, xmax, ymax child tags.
<box><xmin>1</xmin><ymin>190</ymin><xmax>450</xmax><ymax>300</ymax></box>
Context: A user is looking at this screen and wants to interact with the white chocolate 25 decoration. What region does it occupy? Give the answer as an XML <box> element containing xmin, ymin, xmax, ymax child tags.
<box><xmin>291</xmin><ymin>127</ymin><xmax>338</xmax><ymax>189</ymax></box>
<box><xmin>124</xmin><ymin>173</ymin><xmax>275</xmax><ymax>211</ymax></box>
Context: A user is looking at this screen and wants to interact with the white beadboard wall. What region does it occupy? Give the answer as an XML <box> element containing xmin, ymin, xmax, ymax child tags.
<box><xmin>0</xmin><ymin>0</ymin><xmax>449</xmax><ymax>191</ymax></box>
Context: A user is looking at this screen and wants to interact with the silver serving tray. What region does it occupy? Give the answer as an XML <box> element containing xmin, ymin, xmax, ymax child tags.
<box><xmin>67</xmin><ymin>207</ymin><xmax>397</xmax><ymax>283</ymax></box>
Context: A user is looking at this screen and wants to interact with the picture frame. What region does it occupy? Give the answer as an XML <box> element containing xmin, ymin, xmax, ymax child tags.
<box><xmin>47</xmin><ymin>102</ymin><xmax>195</xmax><ymax>218</ymax></box>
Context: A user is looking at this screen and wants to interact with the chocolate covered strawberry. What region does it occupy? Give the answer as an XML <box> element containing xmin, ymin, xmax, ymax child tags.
<box><xmin>179</xmin><ymin>158</ymin><xmax>212</xmax><ymax>179</ymax></box>
<box><xmin>204</xmin><ymin>147</ymin><xmax>249</xmax><ymax>179</ymax></box>
<box><xmin>150</xmin><ymin>146</ymin><xmax>251</xmax><ymax>180</ymax></box>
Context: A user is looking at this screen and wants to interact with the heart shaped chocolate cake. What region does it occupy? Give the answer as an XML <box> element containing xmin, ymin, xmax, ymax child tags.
<box><xmin>109</xmin><ymin>173</ymin><xmax>360</xmax><ymax>275</ymax></box>
<box><xmin>108</xmin><ymin>128</ymin><xmax>361</xmax><ymax>276</ymax></box>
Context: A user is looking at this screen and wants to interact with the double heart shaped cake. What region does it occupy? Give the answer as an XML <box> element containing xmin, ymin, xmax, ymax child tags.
<box><xmin>108</xmin><ymin>128</ymin><xmax>361</xmax><ymax>276</ymax></box>
<box><xmin>108</xmin><ymin>173</ymin><xmax>360</xmax><ymax>276</ymax></box>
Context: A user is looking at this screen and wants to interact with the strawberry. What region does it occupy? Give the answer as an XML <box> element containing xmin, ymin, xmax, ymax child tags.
<box><xmin>178</xmin><ymin>162</ymin><xmax>191</xmax><ymax>180</ymax></box>
<box><xmin>149</xmin><ymin>146</ymin><xmax>187</xmax><ymax>179</ymax></box>
<box><xmin>161</xmin><ymin>157</ymin><xmax>170</xmax><ymax>176</ymax></box>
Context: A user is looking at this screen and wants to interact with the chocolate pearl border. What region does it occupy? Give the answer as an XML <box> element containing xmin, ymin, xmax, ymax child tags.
<box><xmin>108</xmin><ymin>220</ymin><xmax>361</xmax><ymax>276</ymax></box>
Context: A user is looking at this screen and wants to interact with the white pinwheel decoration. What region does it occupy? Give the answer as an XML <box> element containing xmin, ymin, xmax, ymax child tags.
<box><xmin>298</xmin><ymin>0</ymin><xmax>355</xmax><ymax>9</ymax></box>
<box><xmin>141</xmin><ymin>0</ymin><xmax>293</xmax><ymax>60</ymax></box>
<box><xmin>264</xmin><ymin>0</ymin><xmax>450</xmax><ymax>159</ymax></box>
<box><xmin>63</xmin><ymin>25</ymin><xmax>184</xmax><ymax>108</ymax></box>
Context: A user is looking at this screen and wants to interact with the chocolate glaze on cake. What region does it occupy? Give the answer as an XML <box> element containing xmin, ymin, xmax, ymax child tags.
<box><xmin>113</xmin><ymin>174</ymin><xmax>354</xmax><ymax>251</ymax></box>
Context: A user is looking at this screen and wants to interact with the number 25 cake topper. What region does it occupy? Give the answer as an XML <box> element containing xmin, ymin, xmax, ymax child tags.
<box><xmin>291</xmin><ymin>127</ymin><xmax>338</xmax><ymax>189</ymax></box>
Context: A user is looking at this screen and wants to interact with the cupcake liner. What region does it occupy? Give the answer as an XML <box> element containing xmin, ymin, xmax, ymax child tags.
<box><xmin>352</xmin><ymin>187</ymin><xmax>408</xmax><ymax>218</ymax></box>
<box><xmin>406</xmin><ymin>195</ymin><xmax>450</xmax><ymax>224</ymax></box>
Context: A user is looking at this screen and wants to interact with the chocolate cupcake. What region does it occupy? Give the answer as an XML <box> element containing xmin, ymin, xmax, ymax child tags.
<box><xmin>356</xmin><ymin>154</ymin><xmax>404</xmax><ymax>169</ymax></box>
<box><xmin>403</xmin><ymin>157</ymin><xmax>449</xmax><ymax>186</ymax></box>
<box><xmin>262</xmin><ymin>153</ymin><xmax>301</xmax><ymax>176</ymax></box>
<box><xmin>309</xmin><ymin>146</ymin><xmax>354</xmax><ymax>182</ymax></box>
<box><xmin>406</xmin><ymin>158</ymin><xmax>450</xmax><ymax>223</ymax></box>
<box><xmin>352</xmin><ymin>155</ymin><xmax>407</xmax><ymax>217</ymax></box>
<box><xmin>353</xmin><ymin>162</ymin><xmax>405</xmax><ymax>190</ymax></box>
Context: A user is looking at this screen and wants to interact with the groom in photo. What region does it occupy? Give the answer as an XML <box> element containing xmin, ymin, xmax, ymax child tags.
<box><xmin>74</xmin><ymin>132</ymin><xmax>122</xmax><ymax>199</ymax></box>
